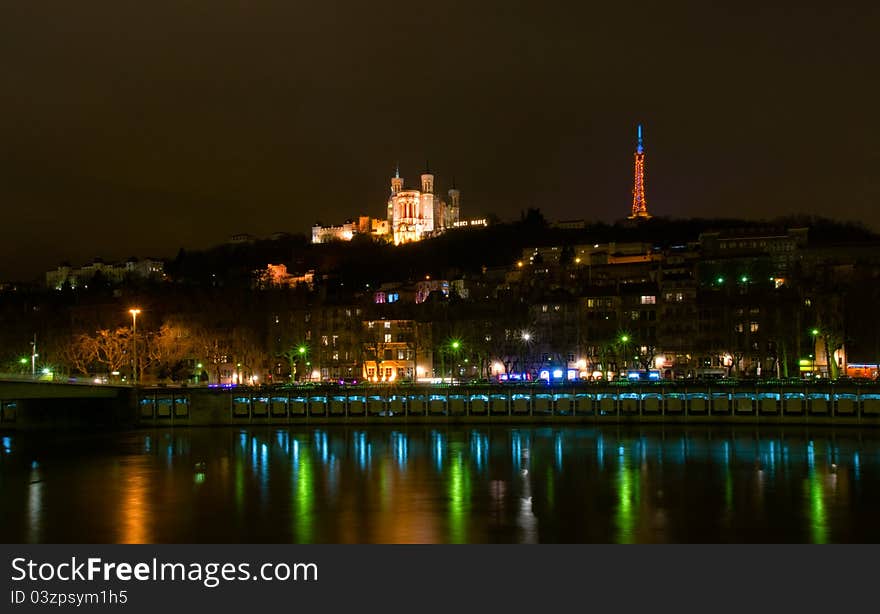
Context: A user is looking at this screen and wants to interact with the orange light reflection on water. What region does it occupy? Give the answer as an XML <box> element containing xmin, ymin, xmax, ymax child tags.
<box><xmin>118</xmin><ymin>458</ymin><xmax>151</xmax><ymax>544</ymax></box>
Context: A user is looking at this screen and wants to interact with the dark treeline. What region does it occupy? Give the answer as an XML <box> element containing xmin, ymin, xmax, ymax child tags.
<box><xmin>166</xmin><ymin>213</ymin><xmax>878</xmax><ymax>290</ymax></box>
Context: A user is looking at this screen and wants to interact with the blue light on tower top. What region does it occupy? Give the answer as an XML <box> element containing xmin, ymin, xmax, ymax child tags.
<box><xmin>636</xmin><ymin>124</ymin><xmax>644</xmax><ymax>154</ymax></box>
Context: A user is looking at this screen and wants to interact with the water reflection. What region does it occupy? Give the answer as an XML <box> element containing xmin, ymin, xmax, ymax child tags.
<box><xmin>118</xmin><ymin>458</ymin><xmax>150</xmax><ymax>544</ymax></box>
<box><xmin>615</xmin><ymin>448</ymin><xmax>637</xmax><ymax>544</ymax></box>
<box><xmin>27</xmin><ymin>462</ymin><xmax>42</xmax><ymax>543</ymax></box>
<box><xmin>2</xmin><ymin>426</ymin><xmax>880</xmax><ymax>543</ymax></box>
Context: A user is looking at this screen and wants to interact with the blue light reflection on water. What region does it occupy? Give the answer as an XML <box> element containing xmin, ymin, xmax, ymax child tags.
<box><xmin>2</xmin><ymin>427</ymin><xmax>880</xmax><ymax>544</ymax></box>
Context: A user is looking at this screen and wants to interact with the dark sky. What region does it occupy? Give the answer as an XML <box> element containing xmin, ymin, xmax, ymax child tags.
<box><xmin>2</xmin><ymin>1</ymin><xmax>878</xmax><ymax>280</ymax></box>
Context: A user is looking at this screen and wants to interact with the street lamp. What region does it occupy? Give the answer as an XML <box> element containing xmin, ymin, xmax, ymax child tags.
<box><xmin>810</xmin><ymin>329</ymin><xmax>820</xmax><ymax>377</ymax></box>
<box><xmin>619</xmin><ymin>334</ymin><xmax>631</xmax><ymax>374</ymax></box>
<box><xmin>294</xmin><ymin>345</ymin><xmax>308</xmax><ymax>381</ymax></box>
<box><xmin>520</xmin><ymin>331</ymin><xmax>532</xmax><ymax>380</ymax></box>
<box><xmin>450</xmin><ymin>339</ymin><xmax>462</xmax><ymax>383</ymax></box>
<box><xmin>29</xmin><ymin>334</ymin><xmax>37</xmax><ymax>378</ymax></box>
<box><xmin>129</xmin><ymin>308</ymin><xmax>141</xmax><ymax>384</ymax></box>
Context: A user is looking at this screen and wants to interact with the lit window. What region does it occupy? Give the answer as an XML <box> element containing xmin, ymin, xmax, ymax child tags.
<box><xmin>368</xmin><ymin>321</ymin><xmax>375</xmax><ymax>329</ymax></box>
<box><xmin>640</xmin><ymin>295</ymin><xmax>656</xmax><ymax>304</ymax></box>
<box><xmin>321</xmin><ymin>335</ymin><xmax>328</xmax><ymax>346</ymax></box>
<box><xmin>750</xmin><ymin>322</ymin><xmax>759</xmax><ymax>333</ymax></box>
<box><xmin>384</xmin><ymin>321</ymin><xmax>391</xmax><ymax>329</ymax></box>
<box><xmin>384</xmin><ymin>333</ymin><xmax>392</xmax><ymax>343</ymax></box>
<box><xmin>332</xmin><ymin>352</ymin><xmax>339</xmax><ymax>361</ymax></box>
<box><xmin>388</xmin><ymin>292</ymin><xmax>399</xmax><ymax>303</ymax></box>
<box><xmin>542</xmin><ymin>305</ymin><xmax>548</xmax><ymax>312</ymax></box>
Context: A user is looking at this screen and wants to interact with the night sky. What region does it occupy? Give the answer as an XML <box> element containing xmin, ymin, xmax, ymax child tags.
<box><xmin>3</xmin><ymin>1</ymin><xmax>878</xmax><ymax>280</ymax></box>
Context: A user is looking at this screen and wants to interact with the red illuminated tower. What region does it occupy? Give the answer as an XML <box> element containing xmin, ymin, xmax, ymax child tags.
<box><xmin>629</xmin><ymin>124</ymin><xmax>651</xmax><ymax>219</ymax></box>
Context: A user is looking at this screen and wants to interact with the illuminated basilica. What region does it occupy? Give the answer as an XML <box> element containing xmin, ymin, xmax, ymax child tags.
<box><xmin>386</xmin><ymin>164</ymin><xmax>460</xmax><ymax>245</ymax></box>
<box><xmin>312</xmin><ymin>164</ymin><xmax>463</xmax><ymax>245</ymax></box>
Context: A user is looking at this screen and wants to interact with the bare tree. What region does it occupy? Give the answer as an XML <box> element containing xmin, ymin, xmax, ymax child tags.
<box><xmin>60</xmin><ymin>334</ymin><xmax>97</xmax><ymax>375</ymax></box>
<box><xmin>92</xmin><ymin>328</ymin><xmax>132</xmax><ymax>375</ymax></box>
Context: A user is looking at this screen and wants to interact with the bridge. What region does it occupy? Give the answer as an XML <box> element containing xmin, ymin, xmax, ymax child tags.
<box><xmin>0</xmin><ymin>378</ymin><xmax>133</xmax><ymax>429</ymax></box>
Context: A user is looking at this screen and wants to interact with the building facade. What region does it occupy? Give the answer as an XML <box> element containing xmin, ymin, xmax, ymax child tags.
<box><xmin>311</xmin><ymin>166</ymin><xmax>462</xmax><ymax>245</ymax></box>
<box><xmin>46</xmin><ymin>257</ymin><xmax>165</xmax><ymax>290</ymax></box>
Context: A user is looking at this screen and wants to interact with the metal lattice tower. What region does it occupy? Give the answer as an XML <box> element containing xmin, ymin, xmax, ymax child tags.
<box><xmin>629</xmin><ymin>124</ymin><xmax>651</xmax><ymax>219</ymax></box>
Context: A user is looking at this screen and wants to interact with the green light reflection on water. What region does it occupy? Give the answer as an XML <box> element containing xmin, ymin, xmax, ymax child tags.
<box><xmin>615</xmin><ymin>448</ymin><xmax>638</xmax><ymax>544</ymax></box>
<box><xmin>807</xmin><ymin>470</ymin><xmax>828</xmax><ymax>544</ymax></box>
<box><xmin>235</xmin><ymin>458</ymin><xmax>244</xmax><ymax>513</ymax></box>
<box><xmin>380</xmin><ymin>457</ymin><xmax>391</xmax><ymax>511</ymax></box>
<box><xmin>448</xmin><ymin>443</ymin><xmax>471</xmax><ymax>544</ymax></box>
<box><xmin>294</xmin><ymin>445</ymin><xmax>314</xmax><ymax>543</ymax></box>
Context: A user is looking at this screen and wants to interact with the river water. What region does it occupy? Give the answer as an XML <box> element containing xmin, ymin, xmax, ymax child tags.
<box><xmin>1</xmin><ymin>425</ymin><xmax>878</xmax><ymax>543</ymax></box>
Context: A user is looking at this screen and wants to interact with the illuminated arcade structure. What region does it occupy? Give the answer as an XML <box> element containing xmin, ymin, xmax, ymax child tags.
<box><xmin>629</xmin><ymin>124</ymin><xmax>651</xmax><ymax>220</ymax></box>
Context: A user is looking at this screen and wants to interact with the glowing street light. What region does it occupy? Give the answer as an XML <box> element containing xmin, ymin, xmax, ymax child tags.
<box><xmin>618</xmin><ymin>334</ymin><xmax>632</xmax><ymax>372</ymax></box>
<box><xmin>810</xmin><ymin>329</ymin><xmax>820</xmax><ymax>377</ymax></box>
<box><xmin>450</xmin><ymin>340</ymin><xmax>463</xmax><ymax>383</ymax></box>
<box><xmin>129</xmin><ymin>308</ymin><xmax>141</xmax><ymax>384</ymax></box>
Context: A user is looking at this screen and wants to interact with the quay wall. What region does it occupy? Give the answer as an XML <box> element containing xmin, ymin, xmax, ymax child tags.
<box><xmin>134</xmin><ymin>384</ymin><xmax>880</xmax><ymax>429</ymax></box>
<box><xmin>4</xmin><ymin>383</ymin><xmax>880</xmax><ymax>430</ymax></box>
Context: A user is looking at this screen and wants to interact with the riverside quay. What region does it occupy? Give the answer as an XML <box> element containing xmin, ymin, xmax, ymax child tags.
<box><xmin>5</xmin><ymin>380</ymin><xmax>880</xmax><ymax>430</ymax></box>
